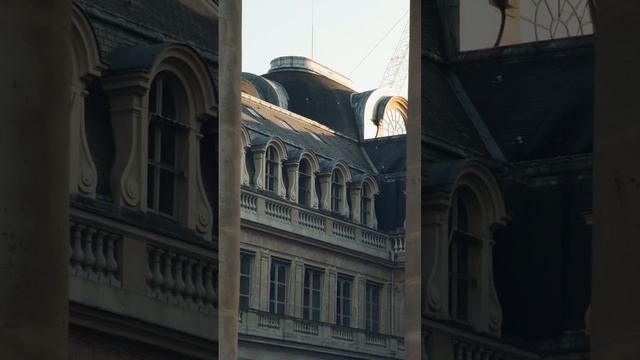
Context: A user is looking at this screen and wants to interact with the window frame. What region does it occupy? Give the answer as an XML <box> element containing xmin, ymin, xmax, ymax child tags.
<box><xmin>146</xmin><ymin>74</ymin><xmax>186</xmax><ymax>218</ymax></box>
<box><xmin>298</xmin><ymin>159</ymin><xmax>311</xmax><ymax>207</ymax></box>
<box><xmin>302</xmin><ymin>266</ymin><xmax>323</xmax><ymax>322</ymax></box>
<box><xmin>269</xmin><ymin>259</ymin><xmax>288</xmax><ymax>315</ymax></box>
<box><xmin>331</xmin><ymin>169</ymin><xmax>344</xmax><ymax>213</ymax></box>
<box><xmin>336</xmin><ymin>275</ymin><xmax>353</xmax><ymax>327</ymax></box>
<box><xmin>447</xmin><ymin>191</ymin><xmax>476</xmax><ymax>323</ymax></box>
<box><xmin>265</xmin><ymin>146</ymin><xmax>279</xmax><ymax>192</ymax></box>
<box><xmin>365</xmin><ymin>282</ymin><xmax>382</xmax><ymax>333</ymax></box>
<box><xmin>239</xmin><ymin>252</ymin><xmax>252</xmax><ymax>312</ymax></box>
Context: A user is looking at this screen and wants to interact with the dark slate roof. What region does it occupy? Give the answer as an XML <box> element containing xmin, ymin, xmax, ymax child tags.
<box><xmin>422</xmin><ymin>61</ymin><xmax>490</xmax><ymax>155</ymax></box>
<box><xmin>422</xmin><ymin>0</ymin><xmax>447</xmax><ymax>59</ymax></box>
<box><xmin>453</xmin><ymin>38</ymin><xmax>594</xmax><ymax>162</ymax></box>
<box><xmin>242</xmin><ymin>72</ymin><xmax>289</xmax><ymax>109</ymax></box>
<box><xmin>76</xmin><ymin>0</ymin><xmax>218</xmax><ymax>60</ymax></box>
<box><xmin>241</xmin><ymin>97</ymin><xmax>373</xmax><ymax>174</ymax></box>
<box><xmin>362</xmin><ymin>136</ymin><xmax>407</xmax><ymax>174</ymax></box>
<box><xmin>262</xmin><ymin>70</ymin><xmax>360</xmax><ymax>140</ymax></box>
<box><xmin>106</xmin><ymin>42</ymin><xmax>179</xmax><ymax>74</ymax></box>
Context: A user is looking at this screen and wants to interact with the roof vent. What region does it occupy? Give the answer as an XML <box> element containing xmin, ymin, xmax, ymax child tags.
<box><xmin>268</xmin><ymin>56</ymin><xmax>354</xmax><ymax>90</ymax></box>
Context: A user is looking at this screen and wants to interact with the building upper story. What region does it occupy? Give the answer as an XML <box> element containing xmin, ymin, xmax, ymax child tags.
<box><xmin>420</xmin><ymin>1</ymin><xmax>593</xmax><ymax>359</ymax></box>
<box><xmin>65</xmin><ymin>1</ymin><xmax>221</xmax><ymax>358</ymax></box>
<box><xmin>236</xmin><ymin>57</ymin><xmax>409</xmax><ymax>360</ymax></box>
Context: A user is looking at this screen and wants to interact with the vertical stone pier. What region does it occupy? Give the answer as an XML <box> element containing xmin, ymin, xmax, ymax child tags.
<box><xmin>218</xmin><ymin>0</ymin><xmax>242</xmax><ymax>358</ymax></box>
<box><xmin>406</xmin><ymin>0</ymin><xmax>423</xmax><ymax>357</ymax></box>
<box><xmin>592</xmin><ymin>1</ymin><xmax>640</xmax><ymax>359</ymax></box>
<box><xmin>0</xmin><ymin>1</ymin><xmax>71</xmax><ymax>359</ymax></box>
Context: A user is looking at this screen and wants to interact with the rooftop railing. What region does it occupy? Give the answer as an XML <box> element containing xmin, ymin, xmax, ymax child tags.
<box><xmin>240</xmin><ymin>189</ymin><xmax>406</xmax><ymax>260</ymax></box>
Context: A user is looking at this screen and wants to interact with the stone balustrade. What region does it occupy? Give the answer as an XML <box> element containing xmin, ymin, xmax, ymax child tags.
<box><xmin>391</xmin><ymin>235</ymin><xmax>406</xmax><ymax>253</ymax></box>
<box><xmin>238</xmin><ymin>309</ymin><xmax>404</xmax><ymax>359</ymax></box>
<box><xmin>450</xmin><ymin>337</ymin><xmax>539</xmax><ymax>360</ymax></box>
<box><xmin>69</xmin><ymin>221</ymin><xmax>121</xmax><ymax>287</ymax></box>
<box><xmin>264</xmin><ymin>199</ymin><xmax>292</xmax><ymax>222</ymax></box>
<box><xmin>69</xmin><ymin>210</ymin><xmax>218</xmax><ymax>341</ymax></box>
<box><xmin>298</xmin><ymin>210</ymin><xmax>325</xmax><ymax>231</ymax></box>
<box><xmin>240</xmin><ymin>189</ymin><xmax>405</xmax><ymax>258</ymax></box>
<box><xmin>146</xmin><ymin>246</ymin><xmax>217</xmax><ymax>315</ymax></box>
<box><xmin>241</xmin><ymin>191</ymin><xmax>258</xmax><ymax>212</ymax></box>
<box><xmin>333</xmin><ymin>221</ymin><xmax>356</xmax><ymax>241</ymax></box>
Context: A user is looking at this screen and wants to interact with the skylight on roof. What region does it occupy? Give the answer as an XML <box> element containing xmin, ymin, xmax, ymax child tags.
<box><xmin>244</xmin><ymin>107</ymin><xmax>261</xmax><ymax>119</ymax></box>
<box><xmin>280</xmin><ymin>120</ymin><xmax>296</xmax><ymax>132</ymax></box>
<box><xmin>309</xmin><ymin>133</ymin><xmax>323</xmax><ymax>142</ymax></box>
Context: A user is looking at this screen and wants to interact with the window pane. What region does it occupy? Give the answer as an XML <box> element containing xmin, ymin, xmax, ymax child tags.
<box><xmin>278</xmin><ymin>284</ymin><xmax>285</xmax><ymax>302</ymax></box>
<box><xmin>162</xmin><ymin>82</ymin><xmax>176</xmax><ymax>119</ymax></box>
<box><xmin>147</xmin><ymin>164</ymin><xmax>156</xmax><ymax>209</ymax></box>
<box><xmin>159</xmin><ymin>169</ymin><xmax>174</xmax><ymax>215</ymax></box>
<box><xmin>160</xmin><ymin>127</ymin><xmax>175</xmax><ymax>166</ymax></box>
<box><xmin>148</xmin><ymin>124</ymin><xmax>156</xmax><ymax>159</ymax></box>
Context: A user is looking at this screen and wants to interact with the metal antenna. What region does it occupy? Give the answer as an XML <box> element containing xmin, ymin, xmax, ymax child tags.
<box><xmin>380</xmin><ymin>18</ymin><xmax>410</xmax><ymax>96</ymax></box>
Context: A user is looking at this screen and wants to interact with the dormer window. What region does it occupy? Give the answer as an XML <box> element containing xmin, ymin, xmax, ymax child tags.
<box><xmin>331</xmin><ymin>170</ymin><xmax>344</xmax><ymax>213</ymax></box>
<box><xmin>361</xmin><ymin>183</ymin><xmax>372</xmax><ymax>226</ymax></box>
<box><xmin>147</xmin><ymin>74</ymin><xmax>184</xmax><ymax>217</ymax></box>
<box><xmin>448</xmin><ymin>190</ymin><xmax>474</xmax><ymax>323</ymax></box>
<box><xmin>265</xmin><ymin>146</ymin><xmax>279</xmax><ymax>192</ymax></box>
<box><xmin>298</xmin><ymin>159</ymin><xmax>311</xmax><ymax>206</ymax></box>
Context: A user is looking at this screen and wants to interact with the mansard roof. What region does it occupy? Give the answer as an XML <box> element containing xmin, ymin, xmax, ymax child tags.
<box><xmin>362</xmin><ymin>136</ymin><xmax>406</xmax><ymax>174</ymax></box>
<box><xmin>260</xmin><ymin>57</ymin><xmax>361</xmax><ymax>139</ymax></box>
<box><xmin>453</xmin><ymin>37</ymin><xmax>594</xmax><ymax>162</ymax></box>
<box><xmin>241</xmin><ymin>94</ymin><xmax>374</xmax><ymax>174</ymax></box>
<box><xmin>75</xmin><ymin>0</ymin><xmax>218</xmax><ymax>60</ymax></box>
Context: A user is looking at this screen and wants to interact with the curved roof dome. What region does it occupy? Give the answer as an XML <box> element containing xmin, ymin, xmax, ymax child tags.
<box><xmin>261</xmin><ymin>56</ymin><xmax>360</xmax><ymax>139</ymax></box>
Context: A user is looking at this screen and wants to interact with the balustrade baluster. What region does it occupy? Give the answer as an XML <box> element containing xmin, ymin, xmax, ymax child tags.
<box><xmin>83</xmin><ymin>227</ymin><xmax>97</xmax><ymax>271</ymax></box>
<box><xmin>146</xmin><ymin>247</ymin><xmax>153</xmax><ymax>291</ymax></box>
<box><xmin>105</xmin><ymin>234</ymin><xmax>118</xmax><ymax>281</ymax></box>
<box><xmin>184</xmin><ymin>259</ymin><xmax>197</xmax><ymax>306</ymax></box>
<box><xmin>163</xmin><ymin>252</ymin><xmax>176</xmax><ymax>300</ymax></box>
<box><xmin>95</xmin><ymin>230</ymin><xmax>107</xmax><ymax>278</ymax></box>
<box><xmin>71</xmin><ymin>224</ymin><xmax>85</xmax><ymax>269</ymax></box>
<box><xmin>195</xmin><ymin>261</ymin><xmax>207</xmax><ymax>306</ymax></box>
<box><xmin>175</xmin><ymin>256</ymin><xmax>186</xmax><ymax>301</ymax></box>
<box><xmin>204</xmin><ymin>265</ymin><xmax>216</xmax><ymax>306</ymax></box>
<box><xmin>151</xmin><ymin>248</ymin><xmax>165</xmax><ymax>291</ymax></box>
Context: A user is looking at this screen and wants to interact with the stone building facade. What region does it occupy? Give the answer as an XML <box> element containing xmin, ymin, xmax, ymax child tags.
<box><xmin>418</xmin><ymin>1</ymin><xmax>593</xmax><ymax>359</ymax></box>
<box><xmin>237</xmin><ymin>56</ymin><xmax>409</xmax><ymax>359</ymax></box>
<box><xmin>64</xmin><ymin>1</ymin><xmax>220</xmax><ymax>358</ymax></box>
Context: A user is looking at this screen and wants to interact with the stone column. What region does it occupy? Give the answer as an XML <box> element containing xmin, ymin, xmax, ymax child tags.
<box><xmin>325</xmin><ymin>267</ymin><xmax>337</xmax><ymax>323</ymax></box>
<box><xmin>592</xmin><ymin>1</ymin><xmax>640</xmax><ymax>359</ymax></box>
<box><xmin>349</xmin><ymin>185</ymin><xmax>362</xmax><ymax>223</ymax></box>
<box><xmin>258</xmin><ymin>250</ymin><xmax>270</xmax><ymax>311</ymax></box>
<box><xmin>218</xmin><ymin>0</ymin><xmax>242</xmax><ymax>357</ymax></box>
<box><xmin>406</xmin><ymin>0</ymin><xmax>422</xmax><ymax>357</ymax></box>
<box><xmin>354</xmin><ymin>274</ymin><xmax>366</xmax><ymax>329</ymax></box>
<box><xmin>381</xmin><ymin>281</ymin><xmax>392</xmax><ymax>334</ymax></box>
<box><xmin>285</xmin><ymin>162</ymin><xmax>298</xmax><ymax>203</ymax></box>
<box><xmin>0</xmin><ymin>1</ymin><xmax>71</xmax><ymax>359</ymax></box>
<box><xmin>318</xmin><ymin>173</ymin><xmax>332</xmax><ymax>210</ymax></box>
<box><xmin>292</xmin><ymin>258</ymin><xmax>304</xmax><ymax>318</ymax></box>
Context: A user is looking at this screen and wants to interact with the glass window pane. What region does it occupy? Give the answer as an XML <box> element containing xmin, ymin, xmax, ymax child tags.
<box><xmin>160</xmin><ymin>127</ymin><xmax>175</xmax><ymax>166</ymax></box>
<box><xmin>147</xmin><ymin>164</ymin><xmax>156</xmax><ymax>209</ymax></box>
<box><xmin>159</xmin><ymin>169</ymin><xmax>174</xmax><ymax>215</ymax></box>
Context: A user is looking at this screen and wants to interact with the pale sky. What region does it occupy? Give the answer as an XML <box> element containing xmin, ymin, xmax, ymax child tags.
<box><xmin>242</xmin><ymin>0</ymin><xmax>409</xmax><ymax>93</ymax></box>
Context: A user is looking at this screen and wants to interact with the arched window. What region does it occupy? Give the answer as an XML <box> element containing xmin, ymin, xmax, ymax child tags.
<box><xmin>298</xmin><ymin>159</ymin><xmax>311</xmax><ymax>206</ymax></box>
<box><xmin>265</xmin><ymin>146</ymin><xmax>279</xmax><ymax>192</ymax></box>
<box><xmin>448</xmin><ymin>190</ymin><xmax>474</xmax><ymax>323</ymax></box>
<box><xmin>361</xmin><ymin>183</ymin><xmax>372</xmax><ymax>226</ymax></box>
<box><xmin>147</xmin><ymin>73</ymin><xmax>184</xmax><ymax>217</ymax></box>
<box><xmin>331</xmin><ymin>170</ymin><xmax>344</xmax><ymax>213</ymax></box>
